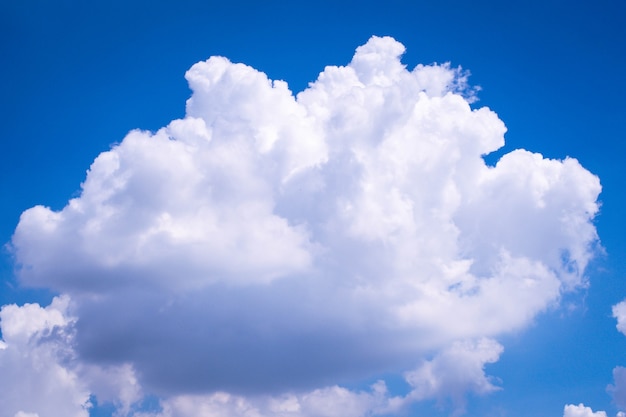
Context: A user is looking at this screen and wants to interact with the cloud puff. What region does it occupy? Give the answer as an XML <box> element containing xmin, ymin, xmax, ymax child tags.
<box><xmin>130</xmin><ymin>383</ymin><xmax>395</xmax><ymax>417</ymax></box>
<box><xmin>403</xmin><ymin>338</ymin><xmax>502</xmax><ymax>415</ymax></box>
<box><xmin>608</xmin><ymin>302</ymin><xmax>626</xmax><ymax>412</ymax></box>
<box><xmin>608</xmin><ymin>367</ymin><xmax>626</xmax><ymax>411</ymax></box>
<box><xmin>8</xmin><ymin>36</ymin><xmax>601</xmax><ymax>413</ymax></box>
<box><xmin>0</xmin><ymin>297</ymin><xmax>89</xmax><ymax>417</ymax></box>
<box><xmin>0</xmin><ymin>298</ymin><xmax>144</xmax><ymax>417</ymax></box>
<box><xmin>613</xmin><ymin>301</ymin><xmax>626</xmax><ymax>336</ymax></box>
<box><xmin>563</xmin><ymin>404</ymin><xmax>608</xmax><ymax>417</ymax></box>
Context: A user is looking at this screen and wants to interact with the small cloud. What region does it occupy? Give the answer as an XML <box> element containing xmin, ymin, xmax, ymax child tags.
<box><xmin>404</xmin><ymin>338</ymin><xmax>503</xmax><ymax>415</ymax></box>
<box><xmin>563</xmin><ymin>403</ymin><xmax>608</xmax><ymax>417</ymax></box>
<box><xmin>613</xmin><ymin>301</ymin><xmax>626</xmax><ymax>336</ymax></box>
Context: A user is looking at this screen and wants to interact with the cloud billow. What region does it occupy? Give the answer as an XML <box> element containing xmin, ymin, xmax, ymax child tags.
<box><xmin>6</xmin><ymin>36</ymin><xmax>601</xmax><ymax>415</ymax></box>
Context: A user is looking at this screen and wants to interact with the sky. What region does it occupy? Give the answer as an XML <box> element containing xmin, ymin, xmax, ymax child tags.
<box><xmin>1</xmin><ymin>1</ymin><xmax>626</xmax><ymax>417</ymax></box>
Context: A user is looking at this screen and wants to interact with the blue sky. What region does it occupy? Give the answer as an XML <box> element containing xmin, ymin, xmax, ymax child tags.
<box><xmin>1</xmin><ymin>1</ymin><xmax>626</xmax><ymax>417</ymax></box>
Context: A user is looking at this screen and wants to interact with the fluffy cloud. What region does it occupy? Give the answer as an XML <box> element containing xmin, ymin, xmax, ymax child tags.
<box><xmin>613</xmin><ymin>301</ymin><xmax>626</xmax><ymax>336</ymax></box>
<box><xmin>563</xmin><ymin>404</ymin><xmax>608</xmax><ymax>417</ymax></box>
<box><xmin>563</xmin><ymin>404</ymin><xmax>604</xmax><ymax>417</ymax></box>
<box><xmin>0</xmin><ymin>297</ymin><xmax>145</xmax><ymax>417</ymax></box>
<box><xmin>403</xmin><ymin>338</ymin><xmax>502</xmax><ymax>415</ymax></box>
<box><xmin>131</xmin><ymin>383</ymin><xmax>395</xmax><ymax>417</ymax></box>
<box><xmin>7</xmin><ymin>36</ymin><xmax>601</xmax><ymax>415</ymax></box>
<box><xmin>608</xmin><ymin>367</ymin><xmax>626</xmax><ymax>411</ymax></box>
<box><xmin>0</xmin><ymin>297</ymin><xmax>90</xmax><ymax>417</ymax></box>
<box><xmin>608</xmin><ymin>302</ymin><xmax>626</xmax><ymax>412</ymax></box>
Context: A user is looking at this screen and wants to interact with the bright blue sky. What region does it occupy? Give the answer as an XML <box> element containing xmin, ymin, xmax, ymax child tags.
<box><xmin>2</xmin><ymin>1</ymin><xmax>626</xmax><ymax>417</ymax></box>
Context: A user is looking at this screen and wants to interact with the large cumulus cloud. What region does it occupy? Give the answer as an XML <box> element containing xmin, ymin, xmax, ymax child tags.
<box><xmin>6</xmin><ymin>36</ymin><xmax>601</xmax><ymax>414</ymax></box>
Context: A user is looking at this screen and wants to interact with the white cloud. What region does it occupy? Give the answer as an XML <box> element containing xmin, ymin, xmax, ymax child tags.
<box><xmin>7</xmin><ymin>36</ymin><xmax>602</xmax><ymax>415</ymax></box>
<box><xmin>0</xmin><ymin>297</ymin><xmax>90</xmax><ymax>417</ymax></box>
<box><xmin>608</xmin><ymin>366</ymin><xmax>626</xmax><ymax>411</ymax></box>
<box><xmin>563</xmin><ymin>403</ymin><xmax>608</xmax><ymax>417</ymax></box>
<box><xmin>613</xmin><ymin>301</ymin><xmax>626</xmax><ymax>336</ymax></box>
<box><xmin>608</xmin><ymin>302</ymin><xmax>626</xmax><ymax>411</ymax></box>
<box><xmin>403</xmin><ymin>338</ymin><xmax>502</xmax><ymax>415</ymax></box>
<box><xmin>78</xmin><ymin>362</ymin><xmax>142</xmax><ymax>416</ymax></box>
<box><xmin>144</xmin><ymin>383</ymin><xmax>394</xmax><ymax>417</ymax></box>
<box><xmin>0</xmin><ymin>298</ymin><xmax>144</xmax><ymax>417</ymax></box>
